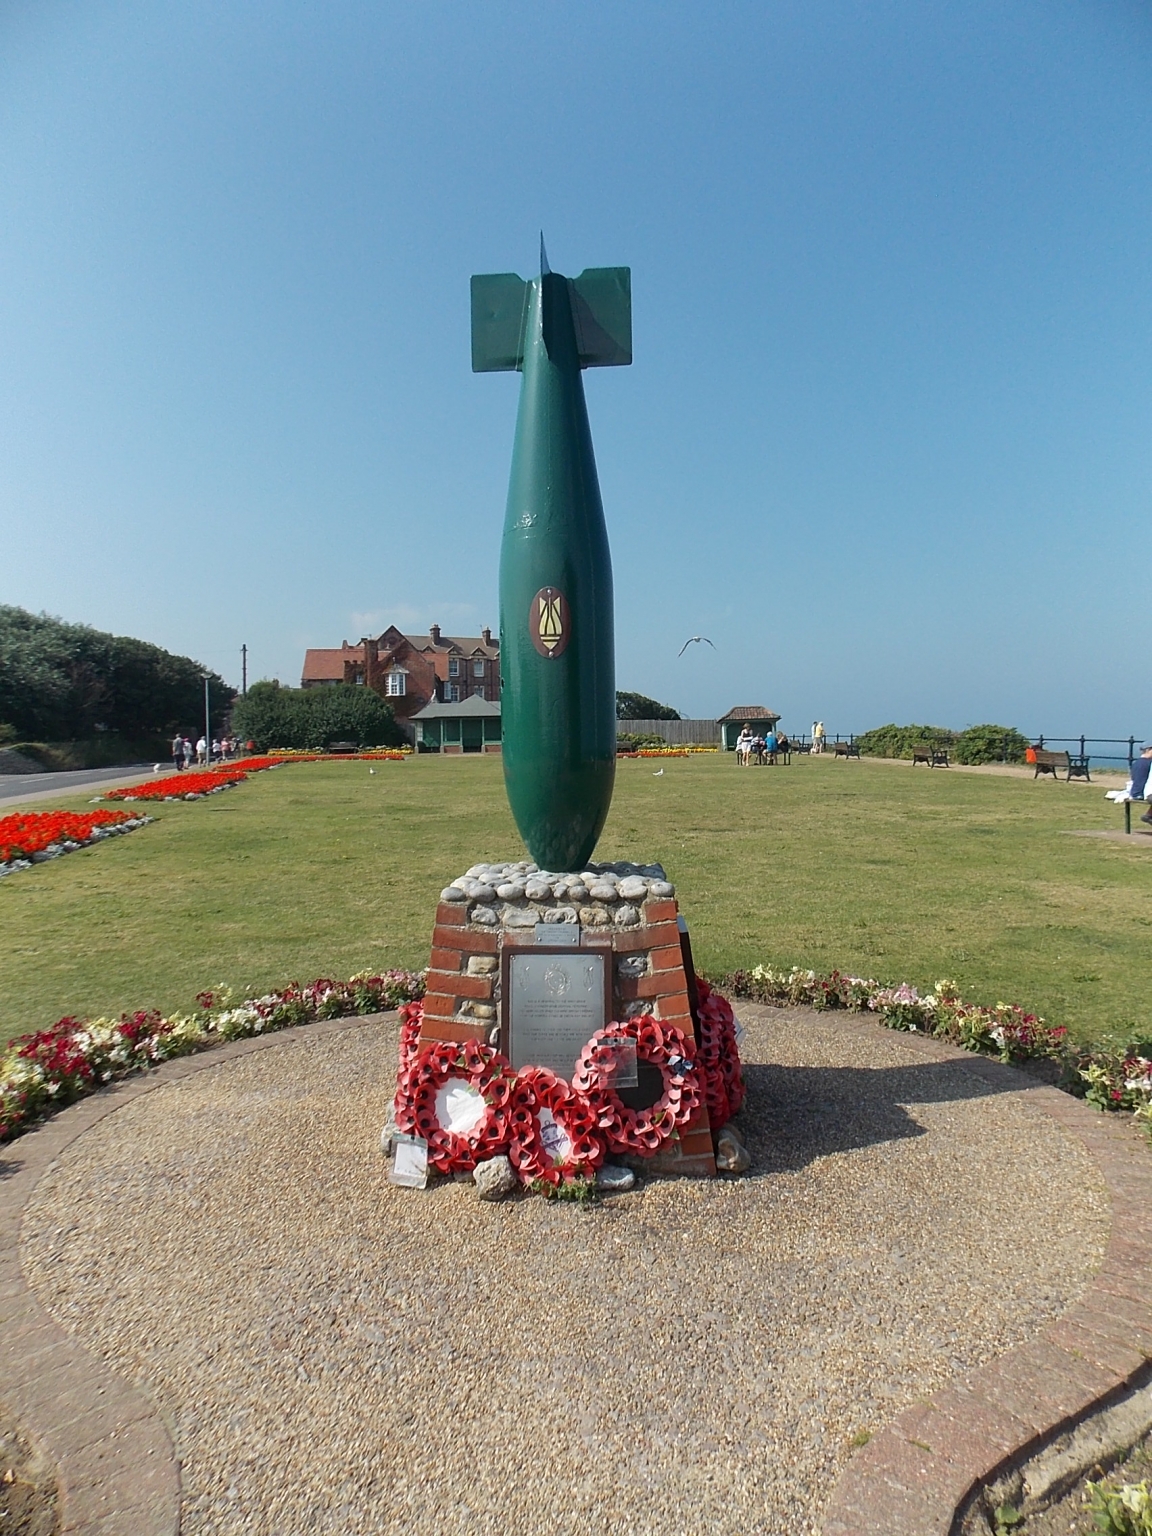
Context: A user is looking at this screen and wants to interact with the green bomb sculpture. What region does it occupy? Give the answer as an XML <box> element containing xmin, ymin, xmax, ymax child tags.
<box><xmin>471</xmin><ymin>241</ymin><xmax>631</xmax><ymax>871</ymax></box>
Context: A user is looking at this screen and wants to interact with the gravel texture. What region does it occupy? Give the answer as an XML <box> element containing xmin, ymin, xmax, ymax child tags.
<box><xmin>21</xmin><ymin>1007</ymin><xmax>1109</xmax><ymax>1536</ymax></box>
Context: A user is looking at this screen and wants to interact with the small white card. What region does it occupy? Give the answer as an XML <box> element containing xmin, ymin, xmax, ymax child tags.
<box><xmin>600</xmin><ymin>1037</ymin><xmax>638</xmax><ymax>1088</ymax></box>
<box><xmin>389</xmin><ymin>1134</ymin><xmax>429</xmax><ymax>1188</ymax></box>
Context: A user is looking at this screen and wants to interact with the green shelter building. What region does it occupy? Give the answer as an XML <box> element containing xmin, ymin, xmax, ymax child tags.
<box><xmin>412</xmin><ymin>696</ymin><xmax>502</xmax><ymax>755</ymax></box>
<box><xmin>718</xmin><ymin>705</ymin><xmax>781</xmax><ymax>751</ymax></box>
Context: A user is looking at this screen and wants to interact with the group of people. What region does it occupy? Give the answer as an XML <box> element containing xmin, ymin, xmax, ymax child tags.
<box><xmin>735</xmin><ymin>726</ymin><xmax>790</xmax><ymax>766</ymax></box>
<box><xmin>169</xmin><ymin>734</ymin><xmax>243</xmax><ymax>771</ymax></box>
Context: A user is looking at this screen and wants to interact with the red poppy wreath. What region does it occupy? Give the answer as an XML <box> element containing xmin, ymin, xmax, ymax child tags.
<box><xmin>508</xmin><ymin>1067</ymin><xmax>605</xmax><ymax>1187</ymax></box>
<box><xmin>694</xmin><ymin>979</ymin><xmax>745</xmax><ymax>1126</ymax></box>
<box><xmin>394</xmin><ymin>1037</ymin><xmax>515</xmax><ymax>1174</ymax></box>
<box><xmin>394</xmin><ymin>999</ymin><xmax>425</xmax><ymax>1093</ymax></box>
<box><xmin>571</xmin><ymin>1015</ymin><xmax>701</xmax><ymax>1156</ymax></box>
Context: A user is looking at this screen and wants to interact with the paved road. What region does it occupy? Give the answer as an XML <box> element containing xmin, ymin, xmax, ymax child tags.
<box><xmin>0</xmin><ymin>764</ymin><xmax>165</xmax><ymax>807</ymax></box>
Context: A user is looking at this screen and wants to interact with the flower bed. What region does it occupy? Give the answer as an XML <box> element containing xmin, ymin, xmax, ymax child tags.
<box><xmin>0</xmin><ymin>970</ymin><xmax>425</xmax><ymax>1142</ymax></box>
<box><xmin>722</xmin><ymin>963</ymin><xmax>1152</xmax><ymax>1141</ymax></box>
<box><xmin>267</xmin><ymin>749</ymin><xmax>410</xmax><ymax>760</ymax></box>
<box><xmin>102</xmin><ymin>756</ymin><xmax>288</xmax><ymax>802</ymax></box>
<box><xmin>617</xmin><ymin>746</ymin><xmax>718</xmax><ymax>758</ymax></box>
<box><xmin>102</xmin><ymin>753</ymin><xmax>408</xmax><ymax>803</ymax></box>
<box><xmin>393</xmin><ymin>996</ymin><xmax>742</xmax><ymax>1189</ymax></box>
<box><xmin>0</xmin><ymin>808</ymin><xmax>150</xmax><ymax>878</ymax></box>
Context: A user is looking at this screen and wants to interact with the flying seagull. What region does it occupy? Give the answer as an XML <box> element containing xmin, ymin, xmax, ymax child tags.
<box><xmin>678</xmin><ymin>635</ymin><xmax>716</xmax><ymax>657</ymax></box>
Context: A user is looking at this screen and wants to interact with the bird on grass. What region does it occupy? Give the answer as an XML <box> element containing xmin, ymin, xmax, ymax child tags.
<box><xmin>369</xmin><ymin>767</ymin><xmax>376</xmax><ymax>775</ymax></box>
<box><xmin>653</xmin><ymin>768</ymin><xmax>664</xmax><ymax>776</ymax></box>
<box><xmin>678</xmin><ymin>635</ymin><xmax>716</xmax><ymax>656</ymax></box>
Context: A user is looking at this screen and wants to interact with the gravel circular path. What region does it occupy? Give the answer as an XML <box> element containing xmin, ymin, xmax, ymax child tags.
<box><xmin>20</xmin><ymin>1008</ymin><xmax>1109</xmax><ymax>1536</ymax></box>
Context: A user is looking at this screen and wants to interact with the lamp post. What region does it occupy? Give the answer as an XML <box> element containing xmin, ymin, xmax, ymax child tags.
<box><xmin>203</xmin><ymin>674</ymin><xmax>211</xmax><ymax>763</ymax></box>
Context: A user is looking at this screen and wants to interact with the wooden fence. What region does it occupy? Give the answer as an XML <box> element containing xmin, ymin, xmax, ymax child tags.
<box><xmin>615</xmin><ymin>718</ymin><xmax>719</xmax><ymax>745</ymax></box>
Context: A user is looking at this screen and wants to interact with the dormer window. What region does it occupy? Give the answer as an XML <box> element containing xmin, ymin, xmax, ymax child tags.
<box><xmin>385</xmin><ymin>669</ymin><xmax>407</xmax><ymax>697</ymax></box>
<box><xmin>473</xmin><ymin>659</ymin><xmax>485</xmax><ymax>678</ymax></box>
<box><xmin>448</xmin><ymin>657</ymin><xmax>461</xmax><ymax>677</ymax></box>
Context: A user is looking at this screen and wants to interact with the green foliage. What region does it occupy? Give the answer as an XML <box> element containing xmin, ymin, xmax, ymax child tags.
<box><xmin>0</xmin><ymin>605</ymin><xmax>232</xmax><ymax>740</ymax></box>
<box><xmin>993</xmin><ymin>1503</ymin><xmax>1024</xmax><ymax>1533</ymax></box>
<box><xmin>531</xmin><ymin>1176</ymin><xmax>598</xmax><ymax>1204</ymax></box>
<box><xmin>1087</xmin><ymin>1478</ymin><xmax>1152</xmax><ymax>1534</ymax></box>
<box><xmin>617</xmin><ymin>732</ymin><xmax>669</xmax><ymax>750</ymax></box>
<box><xmin>231</xmin><ymin>681</ymin><xmax>404</xmax><ymax>751</ymax></box>
<box><xmin>855</xmin><ymin>721</ymin><xmax>1030</xmax><ymax>764</ymax></box>
<box><xmin>616</xmin><ymin>690</ymin><xmax>680</xmax><ymax>720</ymax></box>
<box><xmin>952</xmin><ymin>725</ymin><xmax>1031</xmax><ymax>765</ymax></box>
<box><xmin>854</xmin><ymin>723</ymin><xmax>956</xmax><ymax>759</ymax></box>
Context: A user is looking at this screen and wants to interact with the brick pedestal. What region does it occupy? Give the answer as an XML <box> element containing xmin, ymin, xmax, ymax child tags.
<box><xmin>421</xmin><ymin>896</ymin><xmax>717</xmax><ymax>1176</ymax></box>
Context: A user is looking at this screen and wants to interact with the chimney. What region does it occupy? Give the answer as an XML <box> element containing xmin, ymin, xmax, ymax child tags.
<box><xmin>429</xmin><ymin>625</ymin><xmax>441</xmax><ymax>644</ymax></box>
<box><xmin>482</xmin><ymin>626</ymin><xmax>492</xmax><ymax>647</ymax></box>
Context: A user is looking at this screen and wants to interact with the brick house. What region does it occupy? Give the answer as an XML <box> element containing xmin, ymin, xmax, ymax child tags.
<box><xmin>301</xmin><ymin>624</ymin><xmax>500</xmax><ymax>738</ymax></box>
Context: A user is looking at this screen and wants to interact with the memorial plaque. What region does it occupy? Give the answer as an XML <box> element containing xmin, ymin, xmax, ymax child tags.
<box><xmin>502</xmin><ymin>945</ymin><xmax>610</xmax><ymax>1081</ymax></box>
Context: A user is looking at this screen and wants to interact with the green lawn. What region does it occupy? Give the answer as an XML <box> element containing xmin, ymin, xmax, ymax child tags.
<box><xmin>2</xmin><ymin>754</ymin><xmax>1149</xmax><ymax>1049</ymax></box>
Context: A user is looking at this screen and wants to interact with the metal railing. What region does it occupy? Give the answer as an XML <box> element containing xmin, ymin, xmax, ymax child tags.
<box><xmin>790</xmin><ymin>733</ymin><xmax>1141</xmax><ymax>767</ymax></box>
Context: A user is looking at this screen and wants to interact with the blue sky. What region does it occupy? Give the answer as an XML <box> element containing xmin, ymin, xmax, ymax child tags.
<box><xmin>1</xmin><ymin>1</ymin><xmax>1150</xmax><ymax>738</ymax></box>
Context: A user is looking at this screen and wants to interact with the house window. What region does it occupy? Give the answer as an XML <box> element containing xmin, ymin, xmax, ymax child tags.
<box><xmin>385</xmin><ymin>670</ymin><xmax>406</xmax><ymax>697</ymax></box>
<box><xmin>473</xmin><ymin>659</ymin><xmax>485</xmax><ymax>678</ymax></box>
<box><xmin>448</xmin><ymin>657</ymin><xmax>461</xmax><ymax>677</ymax></box>
<box><xmin>353</xmin><ymin>671</ymin><xmax>364</xmax><ymax>685</ymax></box>
<box><xmin>446</xmin><ymin>683</ymin><xmax>461</xmax><ymax>702</ymax></box>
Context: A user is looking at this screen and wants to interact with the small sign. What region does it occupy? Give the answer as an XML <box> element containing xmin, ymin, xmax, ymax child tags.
<box><xmin>536</xmin><ymin>922</ymin><xmax>579</xmax><ymax>946</ymax></box>
<box><xmin>503</xmin><ymin>946</ymin><xmax>610</xmax><ymax>1080</ymax></box>
<box><xmin>389</xmin><ymin>1134</ymin><xmax>429</xmax><ymax>1188</ymax></box>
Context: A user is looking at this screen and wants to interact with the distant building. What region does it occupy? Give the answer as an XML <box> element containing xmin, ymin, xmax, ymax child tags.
<box><xmin>411</xmin><ymin>695</ymin><xmax>502</xmax><ymax>754</ymax></box>
<box><xmin>301</xmin><ymin>624</ymin><xmax>499</xmax><ymax>738</ymax></box>
<box><xmin>717</xmin><ymin>705</ymin><xmax>781</xmax><ymax>751</ymax></box>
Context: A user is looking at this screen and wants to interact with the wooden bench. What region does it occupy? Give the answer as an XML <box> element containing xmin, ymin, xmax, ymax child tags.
<box><xmin>1032</xmin><ymin>749</ymin><xmax>1091</xmax><ymax>782</ymax></box>
<box><xmin>912</xmin><ymin>746</ymin><xmax>950</xmax><ymax>768</ymax></box>
<box><xmin>832</xmin><ymin>741</ymin><xmax>861</xmax><ymax>759</ymax></box>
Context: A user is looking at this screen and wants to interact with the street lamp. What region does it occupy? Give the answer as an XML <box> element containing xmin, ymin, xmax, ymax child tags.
<box><xmin>203</xmin><ymin>674</ymin><xmax>211</xmax><ymax>763</ymax></box>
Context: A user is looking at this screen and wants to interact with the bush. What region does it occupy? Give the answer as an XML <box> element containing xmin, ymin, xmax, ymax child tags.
<box><xmin>617</xmin><ymin>732</ymin><xmax>669</xmax><ymax>750</ymax></box>
<box><xmin>616</xmin><ymin>691</ymin><xmax>680</xmax><ymax>720</ymax></box>
<box><xmin>854</xmin><ymin>723</ymin><xmax>956</xmax><ymax>759</ymax></box>
<box><xmin>231</xmin><ymin>682</ymin><xmax>404</xmax><ymax>751</ymax></box>
<box><xmin>0</xmin><ymin>606</ymin><xmax>233</xmax><ymax>740</ymax></box>
<box><xmin>952</xmin><ymin>725</ymin><xmax>1030</xmax><ymax>765</ymax></box>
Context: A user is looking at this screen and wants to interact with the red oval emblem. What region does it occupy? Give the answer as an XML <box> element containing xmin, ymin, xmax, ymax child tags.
<box><xmin>529</xmin><ymin>587</ymin><xmax>570</xmax><ymax>658</ymax></box>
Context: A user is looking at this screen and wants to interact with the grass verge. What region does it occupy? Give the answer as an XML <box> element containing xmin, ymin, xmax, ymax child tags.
<box><xmin>1</xmin><ymin>753</ymin><xmax>1149</xmax><ymax>1048</ymax></box>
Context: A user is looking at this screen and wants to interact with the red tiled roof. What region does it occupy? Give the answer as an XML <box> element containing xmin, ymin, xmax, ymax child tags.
<box><xmin>302</xmin><ymin>646</ymin><xmax>363</xmax><ymax>682</ymax></box>
<box><xmin>717</xmin><ymin>705</ymin><xmax>780</xmax><ymax>722</ymax></box>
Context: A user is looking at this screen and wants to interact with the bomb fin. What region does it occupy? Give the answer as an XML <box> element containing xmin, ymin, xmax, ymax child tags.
<box><xmin>569</xmin><ymin>267</ymin><xmax>632</xmax><ymax>368</ymax></box>
<box><xmin>470</xmin><ymin>273</ymin><xmax>529</xmax><ymax>372</ymax></box>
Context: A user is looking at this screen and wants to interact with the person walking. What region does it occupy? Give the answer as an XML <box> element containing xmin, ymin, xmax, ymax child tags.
<box><xmin>813</xmin><ymin>721</ymin><xmax>825</xmax><ymax>754</ymax></box>
<box><xmin>172</xmin><ymin>732</ymin><xmax>184</xmax><ymax>772</ymax></box>
<box><xmin>195</xmin><ymin>735</ymin><xmax>208</xmax><ymax>765</ymax></box>
<box><xmin>182</xmin><ymin>735</ymin><xmax>194</xmax><ymax>770</ymax></box>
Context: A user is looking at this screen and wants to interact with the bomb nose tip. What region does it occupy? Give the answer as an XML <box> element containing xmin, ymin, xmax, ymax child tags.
<box><xmin>539</xmin><ymin>232</ymin><xmax>551</xmax><ymax>276</ymax></box>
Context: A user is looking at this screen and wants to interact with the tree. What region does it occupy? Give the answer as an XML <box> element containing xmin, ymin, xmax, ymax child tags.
<box><xmin>616</xmin><ymin>690</ymin><xmax>681</xmax><ymax>720</ymax></box>
<box><xmin>0</xmin><ymin>606</ymin><xmax>233</xmax><ymax>740</ymax></box>
<box><xmin>230</xmin><ymin>682</ymin><xmax>404</xmax><ymax>751</ymax></box>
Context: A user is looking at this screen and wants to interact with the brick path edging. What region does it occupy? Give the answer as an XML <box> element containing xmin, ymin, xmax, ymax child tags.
<box><xmin>0</xmin><ymin>1012</ymin><xmax>390</xmax><ymax>1536</ymax></box>
<box><xmin>3</xmin><ymin>1006</ymin><xmax>1150</xmax><ymax>1535</ymax></box>
<box><xmin>739</xmin><ymin>1005</ymin><xmax>1152</xmax><ymax>1536</ymax></box>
